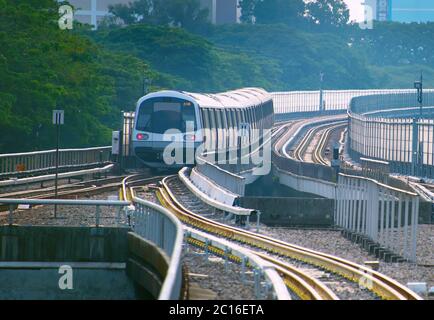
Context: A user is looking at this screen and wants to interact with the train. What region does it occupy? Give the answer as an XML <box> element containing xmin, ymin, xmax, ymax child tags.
<box><xmin>132</xmin><ymin>88</ymin><xmax>274</xmax><ymax>168</ymax></box>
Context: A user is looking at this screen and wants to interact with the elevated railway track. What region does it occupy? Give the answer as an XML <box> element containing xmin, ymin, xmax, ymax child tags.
<box><xmin>122</xmin><ymin>174</ymin><xmax>422</xmax><ymax>300</ymax></box>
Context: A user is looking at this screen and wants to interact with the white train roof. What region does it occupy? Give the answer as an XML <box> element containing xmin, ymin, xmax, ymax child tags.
<box><xmin>138</xmin><ymin>88</ymin><xmax>271</xmax><ymax>110</ymax></box>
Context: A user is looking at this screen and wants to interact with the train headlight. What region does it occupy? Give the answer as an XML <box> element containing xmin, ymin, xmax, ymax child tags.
<box><xmin>184</xmin><ymin>134</ymin><xmax>196</xmax><ymax>141</ymax></box>
<box><xmin>136</xmin><ymin>133</ymin><xmax>149</xmax><ymax>140</ymax></box>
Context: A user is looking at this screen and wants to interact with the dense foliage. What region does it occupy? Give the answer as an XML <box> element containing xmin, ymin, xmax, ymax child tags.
<box><xmin>1</xmin><ymin>0</ymin><xmax>434</xmax><ymax>152</ymax></box>
<box><xmin>0</xmin><ymin>0</ymin><xmax>151</xmax><ymax>151</ymax></box>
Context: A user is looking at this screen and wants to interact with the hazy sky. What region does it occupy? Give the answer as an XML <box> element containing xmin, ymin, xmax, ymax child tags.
<box><xmin>344</xmin><ymin>0</ymin><xmax>365</xmax><ymax>22</ymax></box>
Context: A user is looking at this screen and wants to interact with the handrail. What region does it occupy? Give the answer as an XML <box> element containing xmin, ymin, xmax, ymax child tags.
<box><xmin>338</xmin><ymin>172</ymin><xmax>418</xmax><ymax>196</ymax></box>
<box><xmin>0</xmin><ymin>198</ymin><xmax>129</xmax><ymax>206</ymax></box>
<box><xmin>0</xmin><ymin>197</ymin><xmax>129</xmax><ymax>226</ymax></box>
<box><xmin>0</xmin><ymin>164</ymin><xmax>114</xmax><ymax>187</ymax></box>
<box><xmin>130</xmin><ymin>189</ymin><xmax>184</xmax><ymax>300</ymax></box>
<box><xmin>179</xmin><ymin>167</ymin><xmax>254</xmax><ymax>216</ymax></box>
<box><xmin>184</xmin><ymin>226</ymin><xmax>291</xmax><ymax>300</ymax></box>
<box><xmin>0</xmin><ymin>146</ymin><xmax>111</xmax><ymax>158</ymax></box>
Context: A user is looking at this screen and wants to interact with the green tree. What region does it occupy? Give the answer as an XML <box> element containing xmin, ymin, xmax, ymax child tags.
<box><xmin>108</xmin><ymin>0</ymin><xmax>209</xmax><ymax>29</ymax></box>
<box><xmin>254</xmin><ymin>0</ymin><xmax>306</xmax><ymax>27</ymax></box>
<box><xmin>239</xmin><ymin>0</ymin><xmax>257</xmax><ymax>24</ymax></box>
<box><xmin>306</xmin><ymin>0</ymin><xmax>350</xmax><ymax>28</ymax></box>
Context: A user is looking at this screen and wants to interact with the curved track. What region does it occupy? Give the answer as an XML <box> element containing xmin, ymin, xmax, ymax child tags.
<box><xmin>124</xmin><ymin>175</ymin><xmax>421</xmax><ymax>300</ymax></box>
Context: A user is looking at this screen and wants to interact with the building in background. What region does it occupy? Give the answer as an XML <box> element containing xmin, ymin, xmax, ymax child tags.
<box><xmin>62</xmin><ymin>0</ymin><xmax>240</xmax><ymax>30</ymax></box>
<box><xmin>363</xmin><ymin>0</ymin><xmax>434</xmax><ymax>23</ymax></box>
<box><xmin>63</xmin><ymin>0</ymin><xmax>130</xmax><ymax>29</ymax></box>
<box><xmin>200</xmin><ymin>0</ymin><xmax>240</xmax><ymax>24</ymax></box>
<box><xmin>390</xmin><ymin>0</ymin><xmax>434</xmax><ymax>23</ymax></box>
<box><xmin>363</xmin><ymin>0</ymin><xmax>391</xmax><ymax>22</ymax></box>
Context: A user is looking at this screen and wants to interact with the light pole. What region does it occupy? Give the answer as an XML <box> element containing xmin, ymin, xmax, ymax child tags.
<box><xmin>52</xmin><ymin>110</ymin><xmax>64</xmax><ymax>218</ymax></box>
<box><xmin>414</xmin><ymin>72</ymin><xmax>423</xmax><ymax>119</ymax></box>
<box><xmin>412</xmin><ymin>72</ymin><xmax>423</xmax><ymax>176</ymax></box>
<box><xmin>319</xmin><ymin>72</ymin><xmax>324</xmax><ymax>112</ymax></box>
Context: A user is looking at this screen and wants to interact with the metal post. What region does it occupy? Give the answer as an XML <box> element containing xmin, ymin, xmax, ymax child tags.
<box><xmin>256</xmin><ymin>211</ymin><xmax>261</xmax><ymax>232</ymax></box>
<box><xmin>412</xmin><ymin>118</ymin><xmax>418</xmax><ymax>176</ymax></box>
<box><xmin>116</xmin><ymin>207</ymin><xmax>122</xmax><ymax>226</ymax></box>
<box><xmin>241</xmin><ymin>257</ymin><xmax>247</xmax><ymax>283</ymax></box>
<box><xmin>8</xmin><ymin>205</ymin><xmax>13</xmax><ymax>225</ymax></box>
<box><xmin>319</xmin><ymin>72</ymin><xmax>324</xmax><ymax>112</ymax></box>
<box><xmin>54</xmin><ymin>120</ymin><xmax>60</xmax><ymax>218</ymax></box>
<box><xmin>204</xmin><ymin>239</ymin><xmax>209</xmax><ymax>260</ymax></box>
<box><xmin>254</xmin><ymin>269</ymin><xmax>261</xmax><ymax>299</ymax></box>
<box><xmin>95</xmin><ymin>205</ymin><xmax>100</xmax><ymax>227</ymax></box>
<box><xmin>403</xmin><ymin>198</ymin><xmax>410</xmax><ymax>260</ymax></box>
<box><xmin>410</xmin><ymin>197</ymin><xmax>419</xmax><ymax>262</ymax></box>
<box><xmin>224</xmin><ymin>246</ymin><xmax>229</xmax><ymax>272</ymax></box>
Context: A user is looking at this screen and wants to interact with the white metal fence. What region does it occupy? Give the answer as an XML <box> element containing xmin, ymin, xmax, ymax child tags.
<box><xmin>271</xmin><ymin>89</ymin><xmax>420</xmax><ymax>114</ymax></box>
<box><xmin>336</xmin><ymin>173</ymin><xmax>419</xmax><ymax>262</ymax></box>
<box><xmin>130</xmin><ymin>196</ymin><xmax>184</xmax><ymax>300</ymax></box>
<box><xmin>0</xmin><ymin>146</ymin><xmax>111</xmax><ymax>177</ymax></box>
<box><xmin>348</xmin><ymin>91</ymin><xmax>434</xmax><ymax>178</ymax></box>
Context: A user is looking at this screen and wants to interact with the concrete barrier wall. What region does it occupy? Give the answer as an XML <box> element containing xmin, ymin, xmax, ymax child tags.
<box><xmin>126</xmin><ymin>232</ymin><xmax>170</xmax><ymax>299</ymax></box>
<box><xmin>0</xmin><ymin>225</ymin><xmax>129</xmax><ymax>262</ymax></box>
<box><xmin>239</xmin><ymin>197</ymin><xmax>334</xmax><ymax>227</ymax></box>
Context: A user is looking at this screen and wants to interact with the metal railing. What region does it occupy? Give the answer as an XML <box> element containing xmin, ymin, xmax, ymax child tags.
<box><xmin>0</xmin><ymin>146</ymin><xmax>111</xmax><ymax>177</ymax></box>
<box><xmin>179</xmin><ymin>167</ymin><xmax>254</xmax><ymax>217</ymax></box>
<box><xmin>271</xmin><ymin>89</ymin><xmax>421</xmax><ymax>115</ymax></box>
<box><xmin>185</xmin><ymin>226</ymin><xmax>290</xmax><ymax>300</ymax></box>
<box><xmin>130</xmin><ymin>195</ymin><xmax>184</xmax><ymax>300</ymax></box>
<box><xmin>0</xmin><ymin>198</ymin><xmax>129</xmax><ymax>226</ymax></box>
<box><xmin>336</xmin><ymin>173</ymin><xmax>419</xmax><ymax>262</ymax></box>
<box><xmin>0</xmin><ymin>195</ymin><xmax>184</xmax><ymax>300</ymax></box>
<box><xmin>348</xmin><ymin>91</ymin><xmax>434</xmax><ymax>178</ymax></box>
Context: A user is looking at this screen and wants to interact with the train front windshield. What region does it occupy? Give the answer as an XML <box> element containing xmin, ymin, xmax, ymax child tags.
<box><xmin>136</xmin><ymin>97</ymin><xmax>196</xmax><ymax>134</ymax></box>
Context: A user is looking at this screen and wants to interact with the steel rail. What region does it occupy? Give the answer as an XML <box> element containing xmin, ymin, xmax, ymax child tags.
<box><xmin>294</xmin><ymin>121</ymin><xmax>346</xmax><ymax>163</ymax></box>
<box><xmin>253</xmin><ymin>252</ymin><xmax>338</xmax><ymax>300</ymax></box>
<box><xmin>123</xmin><ymin>176</ymin><xmax>329</xmax><ymax>300</ymax></box>
<box><xmin>312</xmin><ymin>123</ymin><xmax>347</xmax><ymax>165</ymax></box>
<box><xmin>157</xmin><ymin>175</ymin><xmax>421</xmax><ymax>300</ymax></box>
<box><xmin>155</xmin><ymin>185</ymin><xmax>329</xmax><ymax>300</ymax></box>
<box><xmin>183</xmin><ymin>226</ymin><xmax>291</xmax><ymax>300</ymax></box>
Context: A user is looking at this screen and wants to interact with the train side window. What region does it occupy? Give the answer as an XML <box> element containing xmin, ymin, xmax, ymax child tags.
<box><xmin>202</xmin><ymin>108</ymin><xmax>210</xmax><ymax>129</ymax></box>
<box><xmin>247</xmin><ymin>108</ymin><xmax>253</xmax><ymax>128</ymax></box>
<box><xmin>235</xmin><ymin>109</ymin><xmax>241</xmax><ymax>128</ymax></box>
<box><xmin>182</xmin><ymin>102</ymin><xmax>196</xmax><ymax>132</ymax></box>
<box><xmin>209</xmin><ymin>108</ymin><xmax>216</xmax><ymax>129</ymax></box>
<box><xmin>221</xmin><ymin>110</ymin><xmax>228</xmax><ymax>129</ymax></box>
<box><xmin>209</xmin><ymin>109</ymin><xmax>217</xmax><ymax>150</ymax></box>
<box><xmin>216</xmin><ymin>109</ymin><xmax>222</xmax><ymax>129</ymax></box>
<box><xmin>226</xmin><ymin>109</ymin><xmax>234</xmax><ymax>146</ymax></box>
<box><xmin>241</xmin><ymin>109</ymin><xmax>246</xmax><ymax>124</ymax></box>
<box><xmin>136</xmin><ymin>101</ymin><xmax>152</xmax><ymax>131</ymax></box>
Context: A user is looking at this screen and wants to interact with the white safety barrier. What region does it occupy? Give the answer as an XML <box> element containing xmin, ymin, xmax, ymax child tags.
<box><xmin>273</xmin><ymin>166</ymin><xmax>336</xmax><ymax>199</ymax></box>
<box><xmin>184</xmin><ymin>226</ymin><xmax>291</xmax><ymax>300</ymax></box>
<box><xmin>0</xmin><ymin>198</ymin><xmax>130</xmax><ymax>226</ymax></box>
<box><xmin>130</xmin><ymin>195</ymin><xmax>184</xmax><ymax>300</ymax></box>
<box><xmin>190</xmin><ymin>168</ymin><xmax>238</xmax><ymax>206</ymax></box>
<box><xmin>336</xmin><ymin>173</ymin><xmax>419</xmax><ymax>262</ymax></box>
<box><xmin>179</xmin><ymin>167</ymin><xmax>253</xmax><ymax>216</ymax></box>
<box><xmin>195</xmin><ymin>158</ymin><xmax>246</xmax><ymax>196</ymax></box>
<box><xmin>271</xmin><ymin>89</ymin><xmax>421</xmax><ymax>114</ymax></box>
<box><xmin>348</xmin><ymin>91</ymin><xmax>434</xmax><ymax>178</ymax></box>
<box><xmin>0</xmin><ymin>146</ymin><xmax>111</xmax><ymax>176</ymax></box>
<box><xmin>0</xmin><ymin>164</ymin><xmax>114</xmax><ymax>187</ymax></box>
